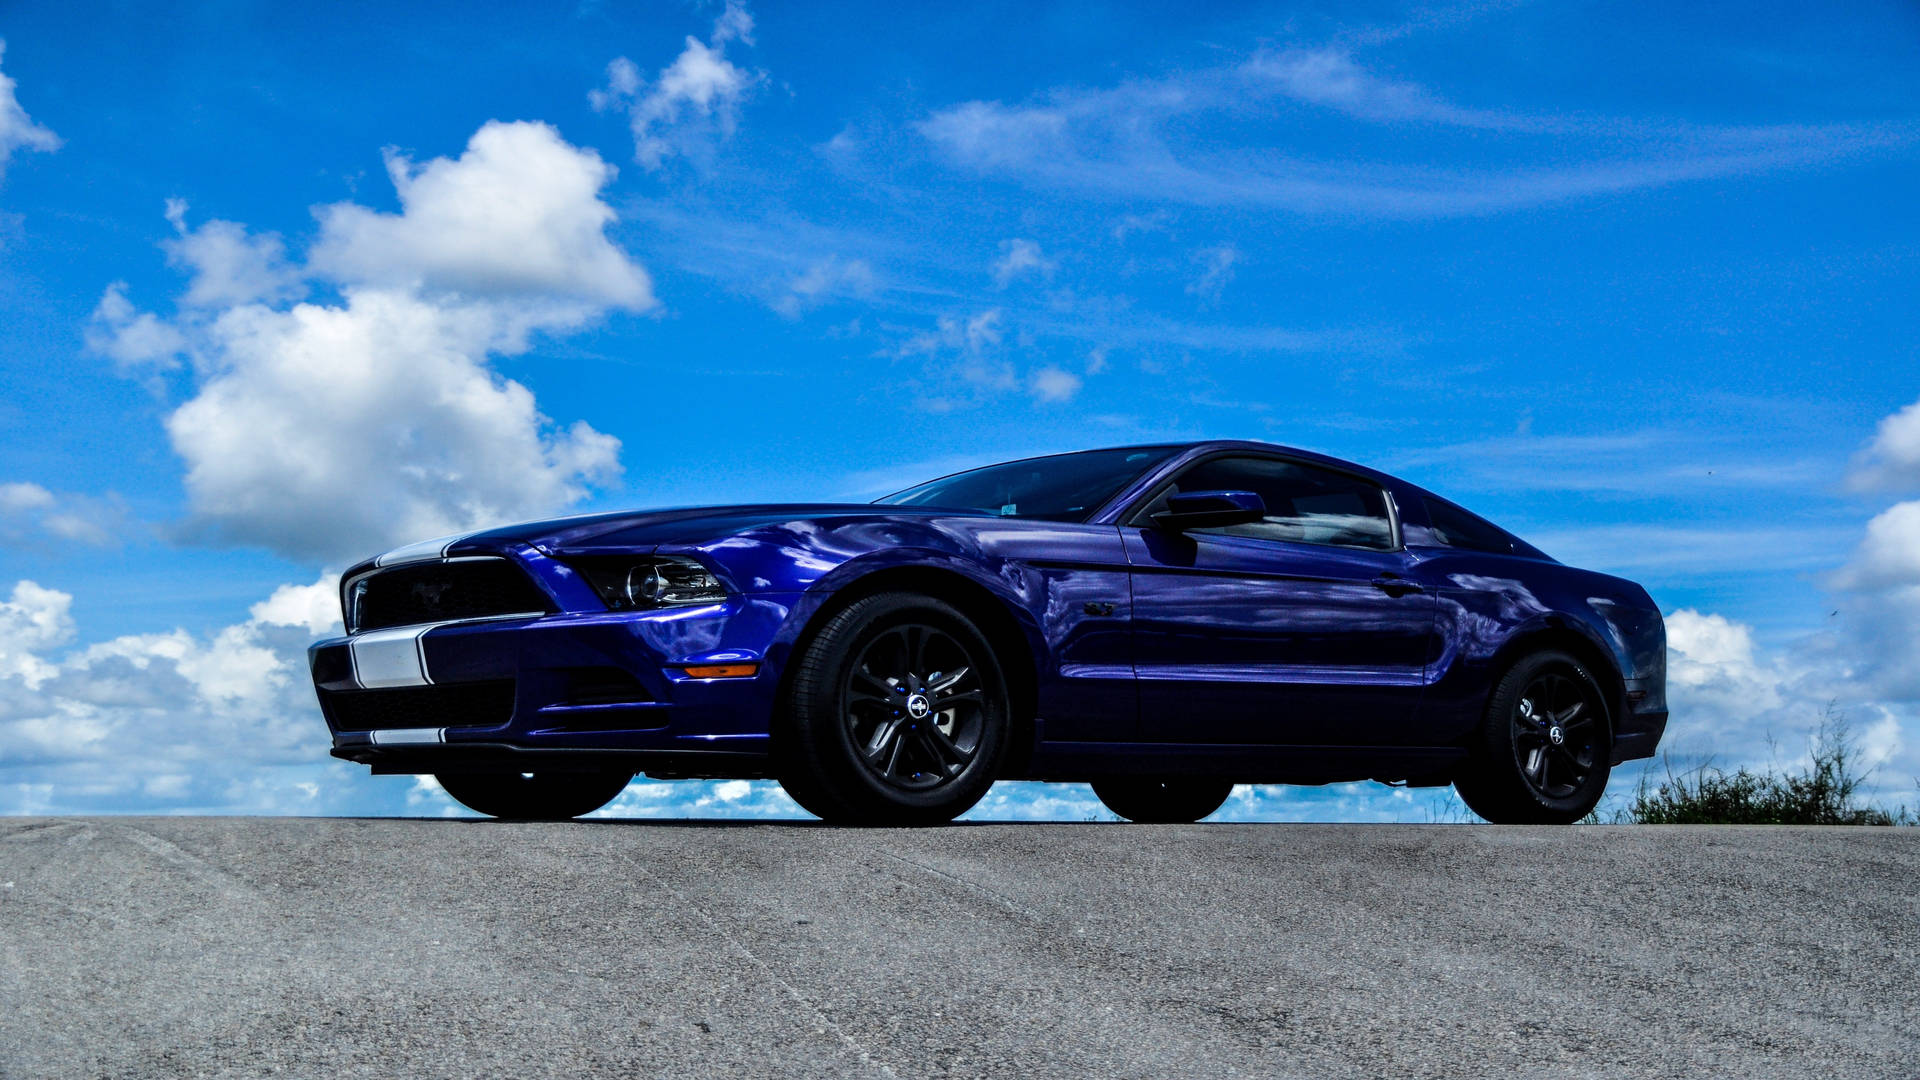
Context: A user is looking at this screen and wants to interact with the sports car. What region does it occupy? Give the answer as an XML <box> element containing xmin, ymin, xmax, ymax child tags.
<box><xmin>308</xmin><ymin>440</ymin><xmax>1668</xmax><ymax>825</ymax></box>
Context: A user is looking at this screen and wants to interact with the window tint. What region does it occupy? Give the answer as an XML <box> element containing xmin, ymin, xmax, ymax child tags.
<box><xmin>1142</xmin><ymin>456</ymin><xmax>1396</xmax><ymax>550</ymax></box>
<box><xmin>1419</xmin><ymin>496</ymin><xmax>1515</xmax><ymax>555</ymax></box>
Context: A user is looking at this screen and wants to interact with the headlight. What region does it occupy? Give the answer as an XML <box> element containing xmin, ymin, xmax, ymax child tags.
<box><xmin>571</xmin><ymin>555</ymin><xmax>728</xmax><ymax>610</ymax></box>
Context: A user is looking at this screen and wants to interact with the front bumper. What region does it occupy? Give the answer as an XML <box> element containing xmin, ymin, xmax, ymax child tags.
<box><xmin>310</xmin><ymin>594</ymin><xmax>801</xmax><ymax>772</ymax></box>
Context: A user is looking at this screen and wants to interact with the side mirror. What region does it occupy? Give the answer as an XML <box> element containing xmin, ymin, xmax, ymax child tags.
<box><xmin>1152</xmin><ymin>490</ymin><xmax>1266</xmax><ymax>531</ymax></box>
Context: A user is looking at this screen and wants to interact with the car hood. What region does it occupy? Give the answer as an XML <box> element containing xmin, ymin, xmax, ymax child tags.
<box><xmin>457</xmin><ymin>503</ymin><xmax>981</xmax><ymax>555</ymax></box>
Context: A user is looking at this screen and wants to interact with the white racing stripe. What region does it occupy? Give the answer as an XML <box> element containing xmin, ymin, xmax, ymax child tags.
<box><xmin>348</xmin><ymin>624</ymin><xmax>436</xmax><ymax>688</ymax></box>
<box><xmin>369</xmin><ymin>728</ymin><xmax>445</xmax><ymax>745</ymax></box>
<box><xmin>374</xmin><ymin>532</ymin><xmax>469</xmax><ymax>567</ymax></box>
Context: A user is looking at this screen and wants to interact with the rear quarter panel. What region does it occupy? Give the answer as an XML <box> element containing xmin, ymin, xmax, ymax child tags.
<box><xmin>1415</xmin><ymin>547</ymin><xmax>1664</xmax><ymax>746</ymax></box>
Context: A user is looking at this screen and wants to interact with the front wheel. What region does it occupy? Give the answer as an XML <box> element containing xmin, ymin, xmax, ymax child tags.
<box><xmin>778</xmin><ymin>592</ymin><xmax>1010</xmax><ymax>826</ymax></box>
<box><xmin>1453</xmin><ymin>650</ymin><xmax>1612</xmax><ymax>824</ymax></box>
<box><xmin>1091</xmin><ymin>778</ymin><xmax>1235</xmax><ymax>823</ymax></box>
<box><xmin>435</xmin><ymin>770</ymin><xmax>634</xmax><ymax>820</ymax></box>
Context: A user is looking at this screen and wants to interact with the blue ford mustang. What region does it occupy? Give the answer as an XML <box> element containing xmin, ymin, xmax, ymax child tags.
<box><xmin>309</xmin><ymin>441</ymin><xmax>1667</xmax><ymax>825</ymax></box>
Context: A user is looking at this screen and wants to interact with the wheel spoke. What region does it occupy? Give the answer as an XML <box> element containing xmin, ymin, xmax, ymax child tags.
<box><xmin>937</xmin><ymin>690</ymin><xmax>985</xmax><ymax>706</ymax></box>
<box><xmin>929</xmin><ymin>666</ymin><xmax>971</xmax><ymax>694</ymax></box>
<box><xmin>863</xmin><ymin>718</ymin><xmax>904</xmax><ymax>761</ymax></box>
<box><xmin>921</xmin><ymin>723</ymin><xmax>969</xmax><ymax>769</ymax></box>
<box><xmin>882</xmin><ymin>727</ymin><xmax>906</xmax><ymax>777</ymax></box>
<box><xmin>853</xmin><ymin>669</ymin><xmax>896</xmax><ymax>697</ymax></box>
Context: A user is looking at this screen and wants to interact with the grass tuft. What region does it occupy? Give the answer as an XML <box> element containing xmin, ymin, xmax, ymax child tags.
<box><xmin>1622</xmin><ymin>708</ymin><xmax>1913</xmax><ymax>826</ymax></box>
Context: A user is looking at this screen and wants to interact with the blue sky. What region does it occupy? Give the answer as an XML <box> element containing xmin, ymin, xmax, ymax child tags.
<box><xmin>1</xmin><ymin>0</ymin><xmax>1917</xmax><ymax>820</ymax></box>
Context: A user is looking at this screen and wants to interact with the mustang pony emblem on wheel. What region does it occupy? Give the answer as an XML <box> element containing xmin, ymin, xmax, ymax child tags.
<box><xmin>308</xmin><ymin>441</ymin><xmax>1668</xmax><ymax>825</ymax></box>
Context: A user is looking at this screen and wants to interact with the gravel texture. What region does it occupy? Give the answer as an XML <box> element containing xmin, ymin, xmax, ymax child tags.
<box><xmin>2</xmin><ymin>816</ymin><xmax>1916</xmax><ymax>1078</ymax></box>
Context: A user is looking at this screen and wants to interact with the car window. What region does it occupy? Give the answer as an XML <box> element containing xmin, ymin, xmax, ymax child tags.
<box><xmin>1417</xmin><ymin>496</ymin><xmax>1516</xmax><ymax>555</ymax></box>
<box><xmin>1137</xmin><ymin>455</ymin><xmax>1397</xmax><ymax>550</ymax></box>
<box><xmin>878</xmin><ymin>446</ymin><xmax>1180</xmax><ymax>523</ymax></box>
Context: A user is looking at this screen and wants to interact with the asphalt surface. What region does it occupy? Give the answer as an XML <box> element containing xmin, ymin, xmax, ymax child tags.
<box><xmin>1</xmin><ymin>818</ymin><xmax>1915</xmax><ymax>1079</ymax></box>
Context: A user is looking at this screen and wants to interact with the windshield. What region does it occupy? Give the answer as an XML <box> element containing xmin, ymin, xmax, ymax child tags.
<box><xmin>877</xmin><ymin>446</ymin><xmax>1180</xmax><ymax>522</ymax></box>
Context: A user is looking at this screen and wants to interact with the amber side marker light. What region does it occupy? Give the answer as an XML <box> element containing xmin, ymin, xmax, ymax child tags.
<box><xmin>680</xmin><ymin>663</ymin><xmax>760</xmax><ymax>679</ymax></box>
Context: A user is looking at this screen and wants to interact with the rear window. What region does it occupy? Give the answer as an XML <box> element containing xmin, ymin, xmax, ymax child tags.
<box><xmin>1420</xmin><ymin>496</ymin><xmax>1515</xmax><ymax>555</ymax></box>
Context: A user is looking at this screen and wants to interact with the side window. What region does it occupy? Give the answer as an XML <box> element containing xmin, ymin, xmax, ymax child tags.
<box><xmin>1142</xmin><ymin>456</ymin><xmax>1397</xmax><ymax>551</ymax></box>
<box><xmin>1419</xmin><ymin>496</ymin><xmax>1515</xmax><ymax>555</ymax></box>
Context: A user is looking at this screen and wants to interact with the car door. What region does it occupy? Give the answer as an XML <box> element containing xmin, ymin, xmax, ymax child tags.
<box><xmin>1122</xmin><ymin>454</ymin><xmax>1438</xmax><ymax>746</ymax></box>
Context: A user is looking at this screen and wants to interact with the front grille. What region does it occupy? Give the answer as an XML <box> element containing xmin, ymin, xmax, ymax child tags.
<box><xmin>351</xmin><ymin>559</ymin><xmax>553</xmax><ymax>633</ymax></box>
<box><xmin>321</xmin><ymin>680</ymin><xmax>516</xmax><ymax>732</ymax></box>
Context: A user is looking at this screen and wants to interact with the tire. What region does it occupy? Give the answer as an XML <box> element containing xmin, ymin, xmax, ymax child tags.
<box><xmin>435</xmin><ymin>769</ymin><xmax>634</xmax><ymax>820</ymax></box>
<box><xmin>1453</xmin><ymin>650</ymin><xmax>1612</xmax><ymax>824</ymax></box>
<box><xmin>777</xmin><ymin>592</ymin><xmax>1011</xmax><ymax>826</ymax></box>
<box><xmin>1091</xmin><ymin>778</ymin><xmax>1235</xmax><ymax>823</ymax></box>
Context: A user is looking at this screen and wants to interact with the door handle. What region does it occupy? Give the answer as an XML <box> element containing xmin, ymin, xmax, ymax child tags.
<box><xmin>1372</xmin><ymin>574</ymin><xmax>1423</xmax><ymax>598</ymax></box>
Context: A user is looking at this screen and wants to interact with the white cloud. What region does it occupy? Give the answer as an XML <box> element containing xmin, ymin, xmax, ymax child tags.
<box><xmin>0</xmin><ymin>581</ymin><xmax>73</xmax><ymax>687</ymax></box>
<box><xmin>163</xmin><ymin>200</ymin><xmax>304</xmax><ymax>308</ymax></box>
<box><xmin>991</xmin><ymin>238</ymin><xmax>1056</xmax><ymax>287</ymax></box>
<box><xmin>0</xmin><ymin>482</ymin><xmax>52</xmax><ymax>513</ymax></box>
<box><xmin>1241</xmin><ymin>47</ymin><xmax>1541</xmax><ymax>131</ymax></box>
<box><xmin>1850</xmin><ymin>396</ymin><xmax>1920</xmax><ymax>492</ymax></box>
<box><xmin>1665</xmin><ymin>609</ymin><xmax>1791</xmax><ymax>721</ymax></box>
<box><xmin>1832</xmin><ymin>499</ymin><xmax>1920</xmax><ymax>702</ymax></box>
<box><xmin>918</xmin><ymin>57</ymin><xmax>1913</xmax><ymax>218</ymax></box>
<box><xmin>1833</xmin><ymin>501</ymin><xmax>1920</xmax><ymax>592</ymax></box>
<box><xmin>249</xmin><ymin>574</ymin><xmax>344</xmax><ymax>637</ymax></box>
<box><xmin>1185</xmin><ymin>244</ymin><xmax>1239</xmax><ymax>302</ymax></box>
<box><xmin>592</xmin><ymin>2</ymin><xmax>764</xmax><ymax>170</ymax></box>
<box><xmin>0</xmin><ymin>482</ymin><xmax>128</xmax><ymax>547</ymax></box>
<box><xmin>159</xmin><ymin>288</ymin><xmax>623</xmax><ymax>562</ymax></box>
<box><xmin>0</xmin><ymin>40</ymin><xmax>59</xmax><ymax>175</ymax></box>
<box><xmin>87</xmin><ymin>120</ymin><xmax>640</xmax><ymax>565</ymax></box>
<box><xmin>84</xmin><ymin>283</ymin><xmax>186</xmax><ymax>371</ymax></box>
<box><xmin>1028</xmin><ymin>366</ymin><xmax>1082</xmax><ymax>403</ymax></box>
<box><xmin>0</xmin><ymin>576</ymin><xmax>401</xmax><ymax>815</ymax></box>
<box><xmin>772</xmin><ymin>255</ymin><xmax>875</xmax><ymax>318</ymax></box>
<box><xmin>309</xmin><ymin>121</ymin><xmax>654</xmax><ymax>310</ymax></box>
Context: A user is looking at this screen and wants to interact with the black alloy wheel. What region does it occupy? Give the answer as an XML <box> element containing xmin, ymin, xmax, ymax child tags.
<box><xmin>1454</xmin><ymin>650</ymin><xmax>1612</xmax><ymax>824</ymax></box>
<box><xmin>1511</xmin><ymin>669</ymin><xmax>1603</xmax><ymax>801</ymax></box>
<box><xmin>778</xmin><ymin>592</ymin><xmax>1009</xmax><ymax>825</ymax></box>
<box><xmin>843</xmin><ymin>623</ymin><xmax>989</xmax><ymax>792</ymax></box>
<box><xmin>434</xmin><ymin>769</ymin><xmax>634</xmax><ymax>820</ymax></box>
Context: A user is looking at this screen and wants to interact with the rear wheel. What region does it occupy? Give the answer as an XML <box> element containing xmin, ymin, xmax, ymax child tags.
<box><xmin>1453</xmin><ymin>650</ymin><xmax>1611</xmax><ymax>824</ymax></box>
<box><xmin>434</xmin><ymin>770</ymin><xmax>634</xmax><ymax>820</ymax></box>
<box><xmin>778</xmin><ymin>592</ymin><xmax>1010</xmax><ymax>825</ymax></box>
<box><xmin>1091</xmin><ymin>778</ymin><xmax>1235</xmax><ymax>823</ymax></box>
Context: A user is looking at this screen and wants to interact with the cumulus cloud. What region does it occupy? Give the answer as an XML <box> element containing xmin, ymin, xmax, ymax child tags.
<box><xmin>309</xmin><ymin>122</ymin><xmax>653</xmax><ymax>310</ymax></box>
<box><xmin>163</xmin><ymin>200</ymin><xmax>305</xmax><ymax>308</ymax></box>
<box><xmin>991</xmin><ymin>238</ymin><xmax>1056</xmax><ymax>287</ymax></box>
<box><xmin>0</xmin><ymin>580</ymin><xmax>73</xmax><ymax>686</ymax></box>
<box><xmin>86</xmin><ymin>121</ymin><xmax>642</xmax><ymax>565</ymax></box>
<box><xmin>1831</xmin><ymin>499</ymin><xmax>1920</xmax><ymax>702</ymax></box>
<box><xmin>84</xmin><ymin>283</ymin><xmax>187</xmax><ymax>370</ymax></box>
<box><xmin>0</xmin><ymin>574</ymin><xmax>427</xmax><ymax>815</ymax></box>
<box><xmin>1849</xmin><ymin>396</ymin><xmax>1920</xmax><ymax>492</ymax></box>
<box><xmin>591</xmin><ymin>1</ymin><xmax>764</xmax><ymax>170</ymax></box>
<box><xmin>0</xmin><ymin>40</ymin><xmax>59</xmax><ymax>175</ymax></box>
